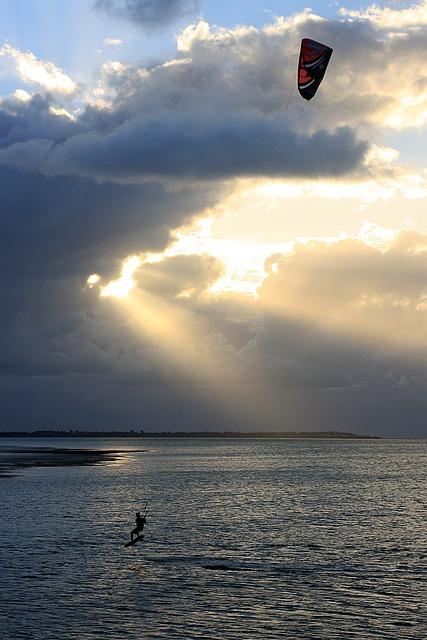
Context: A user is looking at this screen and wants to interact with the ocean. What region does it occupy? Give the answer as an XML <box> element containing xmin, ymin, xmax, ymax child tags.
<box><xmin>0</xmin><ymin>437</ymin><xmax>425</xmax><ymax>639</ymax></box>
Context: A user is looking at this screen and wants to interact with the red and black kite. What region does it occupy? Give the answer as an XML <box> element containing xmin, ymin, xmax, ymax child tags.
<box><xmin>298</xmin><ymin>38</ymin><xmax>333</xmax><ymax>101</ymax></box>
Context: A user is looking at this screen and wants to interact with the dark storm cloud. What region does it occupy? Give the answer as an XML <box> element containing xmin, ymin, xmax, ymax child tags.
<box><xmin>0</xmin><ymin>165</ymin><xmax>217</xmax><ymax>279</ymax></box>
<box><xmin>94</xmin><ymin>0</ymin><xmax>200</xmax><ymax>27</ymax></box>
<box><xmin>0</xmin><ymin>94</ymin><xmax>79</xmax><ymax>147</ymax></box>
<box><xmin>0</xmin><ymin>159</ymin><xmax>220</xmax><ymax>383</ymax></box>
<box><xmin>0</xmin><ymin>166</ymin><xmax>227</xmax><ymax>434</ymax></box>
<box><xmin>0</xmin><ymin>80</ymin><xmax>370</xmax><ymax>181</ymax></box>
<box><xmin>0</xmin><ymin>118</ymin><xmax>367</xmax><ymax>181</ymax></box>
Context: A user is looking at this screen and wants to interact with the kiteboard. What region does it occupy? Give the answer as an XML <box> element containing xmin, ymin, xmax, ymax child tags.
<box><xmin>124</xmin><ymin>534</ymin><xmax>144</xmax><ymax>548</ymax></box>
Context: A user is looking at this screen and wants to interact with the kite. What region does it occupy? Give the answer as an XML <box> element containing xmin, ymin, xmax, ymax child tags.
<box><xmin>298</xmin><ymin>38</ymin><xmax>333</xmax><ymax>101</ymax></box>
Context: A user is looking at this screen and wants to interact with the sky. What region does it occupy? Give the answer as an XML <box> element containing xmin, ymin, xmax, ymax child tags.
<box><xmin>1</xmin><ymin>0</ymin><xmax>427</xmax><ymax>436</ymax></box>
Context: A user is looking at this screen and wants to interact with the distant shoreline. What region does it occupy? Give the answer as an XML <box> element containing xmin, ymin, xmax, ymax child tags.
<box><xmin>0</xmin><ymin>430</ymin><xmax>381</xmax><ymax>439</ymax></box>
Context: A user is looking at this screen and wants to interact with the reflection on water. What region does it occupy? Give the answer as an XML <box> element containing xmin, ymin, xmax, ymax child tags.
<box><xmin>0</xmin><ymin>438</ymin><xmax>426</xmax><ymax>639</ymax></box>
<box><xmin>0</xmin><ymin>446</ymin><xmax>131</xmax><ymax>477</ymax></box>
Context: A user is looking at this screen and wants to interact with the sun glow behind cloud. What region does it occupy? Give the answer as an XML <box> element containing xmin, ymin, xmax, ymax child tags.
<box><xmin>100</xmin><ymin>255</ymin><xmax>142</xmax><ymax>298</ymax></box>
<box><xmin>256</xmin><ymin>227</ymin><xmax>427</xmax><ymax>369</ymax></box>
<box><xmin>87</xmin><ymin>273</ymin><xmax>101</xmax><ymax>287</ymax></box>
<box><xmin>91</xmin><ymin>161</ymin><xmax>427</xmax><ymax>303</ymax></box>
<box><xmin>168</xmin><ymin>217</ymin><xmax>291</xmax><ymax>296</ymax></box>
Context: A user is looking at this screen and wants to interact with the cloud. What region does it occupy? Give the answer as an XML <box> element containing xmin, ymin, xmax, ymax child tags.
<box><xmin>84</xmin><ymin>6</ymin><xmax>427</xmax><ymax>151</ymax></box>
<box><xmin>1</xmin><ymin>5</ymin><xmax>427</xmax><ymax>434</ymax></box>
<box><xmin>0</xmin><ymin>43</ymin><xmax>77</xmax><ymax>95</ymax></box>
<box><xmin>103</xmin><ymin>38</ymin><xmax>122</xmax><ymax>46</ymax></box>
<box><xmin>0</xmin><ymin>117</ymin><xmax>368</xmax><ymax>182</ymax></box>
<box><xmin>254</xmin><ymin>232</ymin><xmax>427</xmax><ymax>387</ymax></box>
<box><xmin>166</xmin><ymin>7</ymin><xmax>427</xmax><ymax>132</ymax></box>
<box><xmin>0</xmin><ymin>162</ymin><xmax>223</xmax><ymax>413</ymax></box>
<box><xmin>287</xmin><ymin>6</ymin><xmax>427</xmax><ymax>130</ymax></box>
<box><xmin>94</xmin><ymin>0</ymin><xmax>200</xmax><ymax>28</ymax></box>
<box><xmin>1</xmin><ymin>214</ymin><xmax>427</xmax><ymax>433</ymax></box>
<box><xmin>99</xmin><ymin>231</ymin><xmax>427</xmax><ymax>435</ymax></box>
<box><xmin>0</xmin><ymin>164</ymin><xmax>219</xmax><ymax>280</ymax></box>
<box><xmin>8</xmin><ymin>8</ymin><xmax>427</xmax><ymax>184</ymax></box>
<box><xmin>340</xmin><ymin>1</ymin><xmax>427</xmax><ymax>29</ymax></box>
<box><xmin>0</xmin><ymin>93</ymin><xmax>78</xmax><ymax>148</ymax></box>
<box><xmin>134</xmin><ymin>254</ymin><xmax>224</xmax><ymax>299</ymax></box>
<box><xmin>90</xmin><ymin>230</ymin><xmax>427</xmax><ymax>392</ymax></box>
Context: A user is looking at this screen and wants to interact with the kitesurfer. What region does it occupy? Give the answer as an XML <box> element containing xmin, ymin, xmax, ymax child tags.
<box><xmin>130</xmin><ymin>511</ymin><xmax>146</xmax><ymax>541</ymax></box>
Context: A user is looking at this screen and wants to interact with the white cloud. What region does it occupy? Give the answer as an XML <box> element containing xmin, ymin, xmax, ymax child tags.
<box><xmin>103</xmin><ymin>38</ymin><xmax>122</xmax><ymax>46</ymax></box>
<box><xmin>85</xmin><ymin>60</ymin><xmax>132</xmax><ymax>109</ymax></box>
<box><xmin>340</xmin><ymin>1</ymin><xmax>427</xmax><ymax>29</ymax></box>
<box><xmin>12</xmin><ymin>89</ymin><xmax>32</xmax><ymax>102</ymax></box>
<box><xmin>49</xmin><ymin>105</ymin><xmax>76</xmax><ymax>121</ymax></box>
<box><xmin>0</xmin><ymin>43</ymin><xmax>77</xmax><ymax>95</ymax></box>
<box><xmin>172</xmin><ymin>10</ymin><xmax>427</xmax><ymax>133</ymax></box>
<box><xmin>176</xmin><ymin>19</ymin><xmax>255</xmax><ymax>52</ymax></box>
<box><xmin>176</xmin><ymin>19</ymin><xmax>210</xmax><ymax>52</ymax></box>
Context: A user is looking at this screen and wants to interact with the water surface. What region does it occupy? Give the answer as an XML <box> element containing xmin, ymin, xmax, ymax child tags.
<box><xmin>0</xmin><ymin>437</ymin><xmax>425</xmax><ymax>639</ymax></box>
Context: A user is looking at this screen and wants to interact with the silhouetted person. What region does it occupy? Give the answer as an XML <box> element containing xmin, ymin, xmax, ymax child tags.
<box><xmin>131</xmin><ymin>511</ymin><xmax>146</xmax><ymax>541</ymax></box>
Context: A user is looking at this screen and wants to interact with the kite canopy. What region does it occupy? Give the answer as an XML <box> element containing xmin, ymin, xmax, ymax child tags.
<box><xmin>298</xmin><ymin>38</ymin><xmax>333</xmax><ymax>101</ymax></box>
